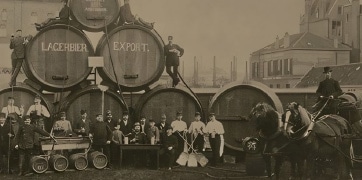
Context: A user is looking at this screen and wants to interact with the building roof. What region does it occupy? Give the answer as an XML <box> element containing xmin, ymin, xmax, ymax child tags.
<box><xmin>251</xmin><ymin>32</ymin><xmax>351</xmax><ymax>55</ymax></box>
<box><xmin>295</xmin><ymin>63</ymin><xmax>362</xmax><ymax>88</ymax></box>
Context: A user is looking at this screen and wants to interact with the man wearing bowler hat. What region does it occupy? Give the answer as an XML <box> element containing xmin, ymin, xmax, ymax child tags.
<box><xmin>314</xmin><ymin>66</ymin><xmax>343</xmax><ymax>117</ymax></box>
<box><xmin>164</xmin><ymin>36</ymin><xmax>184</xmax><ymax>87</ymax></box>
<box><xmin>119</xmin><ymin>111</ymin><xmax>133</xmax><ymax>137</ymax></box>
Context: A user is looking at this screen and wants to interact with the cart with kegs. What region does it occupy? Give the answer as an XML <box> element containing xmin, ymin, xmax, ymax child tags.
<box><xmin>29</xmin><ymin>136</ymin><xmax>108</xmax><ymax>174</ymax></box>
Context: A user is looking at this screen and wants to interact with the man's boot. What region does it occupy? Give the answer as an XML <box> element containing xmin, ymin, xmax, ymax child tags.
<box><xmin>18</xmin><ymin>155</ymin><xmax>25</xmax><ymax>176</ymax></box>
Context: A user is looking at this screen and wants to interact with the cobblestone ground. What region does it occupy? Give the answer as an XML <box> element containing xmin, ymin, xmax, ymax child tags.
<box><xmin>1</xmin><ymin>161</ymin><xmax>362</xmax><ymax>180</ymax></box>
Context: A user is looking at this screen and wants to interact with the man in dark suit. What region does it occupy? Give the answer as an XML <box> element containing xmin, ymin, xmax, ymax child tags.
<box><xmin>35</xmin><ymin>0</ymin><xmax>71</xmax><ymax>30</ymax></box>
<box><xmin>118</xmin><ymin>0</ymin><xmax>154</xmax><ymax>29</ymax></box>
<box><xmin>105</xmin><ymin>110</ymin><xmax>117</xmax><ymax>131</ymax></box>
<box><xmin>314</xmin><ymin>66</ymin><xmax>343</xmax><ymax>117</ymax></box>
<box><xmin>164</xmin><ymin>36</ymin><xmax>184</xmax><ymax>87</ymax></box>
<box><xmin>156</xmin><ymin>114</ymin><xmax>169</xmax><ymax>144</ymax></box>
<box><xmin>9</xmin><ymin>30</ymin><xmax>32</xmax><ymax>87</ymax></box>
<box><xmin>139</xmin><ymin>116</ymin><xmax>149</xmax><ymax>134</ymax></box>
<box><xmin>74</xmin><ymin>110</ymin><xmax>90</xmax><ymax>136</ymax></box>
<box><xmin>119</xmin><ymin>111</ymin><xmax>133</xmax><ymax>137</ymax></box>
<box><xmin>0</xmin><ymin>113</ymin><xmax>14</xmax><ymax>174</ymax></box>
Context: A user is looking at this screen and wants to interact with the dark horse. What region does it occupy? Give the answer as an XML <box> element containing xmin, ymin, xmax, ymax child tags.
<box><xmin>249</xmin><ymin>102</ymin><xmax>354</xmax><ymax>180</ymax></box>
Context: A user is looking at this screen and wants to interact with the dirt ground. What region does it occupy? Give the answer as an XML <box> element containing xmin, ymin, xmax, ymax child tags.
<box><xmin>1</xmin><ymin>161</ymin><xmax>362</xmax><ymax>180</ymax></box>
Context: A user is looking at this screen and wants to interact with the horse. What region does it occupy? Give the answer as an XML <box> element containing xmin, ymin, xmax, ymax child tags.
<box><xmin>249</xmin><ymin>102</ymin><xmax>354</xmax><ymax>180</ymax></box>
<box><xmin>249</xmin><ymin>102</ymin><xmax>306</xmax><ymax>180</ymax></box>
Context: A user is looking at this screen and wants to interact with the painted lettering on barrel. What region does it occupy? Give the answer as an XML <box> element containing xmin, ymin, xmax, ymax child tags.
<box><xmin>85</xmin><ymin>0</ymin><xmax>107</xmax><ymax>13</ymax></box>
<box><xmin>41</xmin><ymin>42</ymin><xmax>88</xmax><ymax>52</ymax></box>
<box><xmin>113</xmin><ymin>42</ymin><xmax>149</xmax><ymax>52</ymax></box>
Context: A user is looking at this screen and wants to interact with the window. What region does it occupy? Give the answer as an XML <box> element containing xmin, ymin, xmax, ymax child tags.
<box><xmin>338</xmin><ymin>6</ymin><xmax>342</xmax><ymax>14</ymax></box>
<box><xmin>283</xmin><ymin>58</ymin><xmax>293</xmax><ymax>75</ymax></box>
<box><xmin>346</xmin><ymin>14</ymin><xmax>349</xmax><ymax>22</ymax></box>
<box><xmin>1</xmin><ymin>9</ymin><xmax>7</xmax><ymax>21</ymax></box>
<box><xmin>286</xmin><ymin>84</ymin><xmax>290</xmax><ymax>88</ymax></box>
<box><xmin>332</xmin><ymin>21</ymin><xmax>342</xmax><ymax>36</ymax></box>
<box><xmin>0</xmin><ymin>24</ymin><xmax>6</xmax><ymax>37</ymax></box>
<box><xmin>316</xmin><ymin>8</ymin><xmax>319</xmax><ymax>18</ymax></box>
<box><xmin>269</xmin><ymin>84</ymin><xmax>273</xmax><ymax>88</ymax></box>
<box><xmin>268</xmin><ymin>61</ymin><xmax>273</xmax><ymax>76</ymax></box>
<box><xmin>273</xmin><ymin>60</ymin><xmax>279</xmax><ymax>75</ymax></box>
<box><xmin>277</xmin><ymin>84</ymin><xmax>280</xmax><ymax>88</ymax></box>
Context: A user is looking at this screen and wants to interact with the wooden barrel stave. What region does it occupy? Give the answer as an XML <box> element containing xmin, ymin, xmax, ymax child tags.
<box><xmin>24</xmin><ymin>24</ymin><xmax>94</xmax><ymax>92</ymax></box>
<box><xmin>208</xmin><ymin>81</ymin><xmax>283</xmax><ymax>151</ymax></box>
<box><xmin>96</xmin><ymin>25</ymin><xmax>165</xmax><ymax>92</ymax></box>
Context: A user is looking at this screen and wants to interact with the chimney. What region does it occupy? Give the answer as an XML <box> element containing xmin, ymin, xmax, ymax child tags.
<box><xmin>284</xmin><ymin>32</ymin><xmax>290</xmax><ymax>48</ymax></box>
<box><xmin>213</xmin><ymin>56</ymin><xmax>216</xmax><ymax>87</ymax></box>
<box><xmin>274</xmin><ymin>35</ymin><xmax>280</xmax><ymax>49</ymax></box>
<box><xmin>334</xmin><ymin>38</ymin><xmax>338</xmax><ymax>48</ymax></box>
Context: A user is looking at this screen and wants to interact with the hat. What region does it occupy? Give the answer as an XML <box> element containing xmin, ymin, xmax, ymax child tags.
<box><xmin>165</xmin><ymin>125</ymin><xmax>173</xmax><ymax>130</ymax></box>
<box><xmin>195</xmin><ymin>112</ymin><xmax>201</xmax><ymax>116</ymax></box>
<box><xmin>0</xmin><ymin>113</ymin><xmax>6</xmax><ymax>119</ymax></box>
<box><xmin>176</xmin><ymin>111</ymin><xmax>182</xmax><ymax>116</ymax></box>
<box><xmin>209</xmin><ymin>112</ymin><xmax>215</xmax><ymax>116</ymax></box>
<box><xmin>23</xmin><ymin>115</ymin><xmax>31</xmax><ymax>120</ymax></box>
<box><xmin>149</xmin><ymin>119</ymin><xmax>155</xmax><ymax>123</ymax></box>
<box><xmin>60</xmin><ymin>111</ymin><xmax>66</xmax><ymax>116</ymax></box>
<box><xmin>34</xmin><ymin>95</ymin><xmax>41</xmax><ymax>99</ymax></box>
<box><xmin>161</xmin><ymin>114</ymin><xmax>166</xmax><ymax>119</ymax></box>
<box><xmin>140</xmin><ymin>115</ymin><xmax>146</xmax><ymax>120</ymax></box>
<box><xmin>80</xmin><ymin>110</ymin><xmax>86</xmax><ymax>115</ymax></box>
<box><xmin>323</xmin><ymin>66</ymin><xmax>332</xmax><ymax>73</ymax></box>
<box><xmin>8</xmin><ymin>97</ymin><xmax>14</xmax><ymax>100</ymax></box>
<box><xmin>134</xmin><ymin>122</ymin><xmax>141</xmax><ymax>127</ymax></box>
<box><xmin>168</xmin><ymin>36</ymin><xmax>173</xmax><ymax>40</ymax></box>
<box><xmin>95</xmin><ymin>113</ymin><xmax>102</xmax><ymax>117</ymax></box>
<box><xmin>122</xmin><ymin>111</ymin><xmax>129</xmax><ymax>116</ymax></box>
<box><xmin>16</xmin><ymin>29</ymin><xmax>22</xmax><ymax>32</ymax></box>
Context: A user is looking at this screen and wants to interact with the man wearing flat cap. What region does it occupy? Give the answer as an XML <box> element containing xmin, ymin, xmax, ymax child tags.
<box><xmin>205</xmin><ymin>112</ymin><xmax>224</xmax><ymax>166</ymax></box>
<box><xmin>2</xmin><ymin>97</ymin><xmax>24</xmax><ymax>119</ymax></box>
<box><xmin>105</xmin><ymin>110</ymin><xmax>117</xmax><ymax>131</ymax></box>
<box><xmin>171</xmin><ymin>111</ymin><xmax>187</xmax><ymax>158</ymax></box>
<box><xmin>164</xmin><ymin>36</ymin><xmax>184</xmax><ymax>87</ymax></box>
<box><xmin>74</xmin><ymin>110</ymin><xmax>90</xmax><ymax>136</ymax></box>
<box><xmin>314</xmin><ymin>66</ymin><xmax>342</xmax><ymax>117</ymax></box>
<box><xmin>188</xmin><ymin>112</ymin><xmax>206</xmax><ymax>152</ymax></box>
<box><xmin>52</xmin><ymin>111</ymin><xmax>72</xmax><ymax>137</ymax></box>
<box><xmin>26</xmin><ymin>95</ymin><xmax>50</xmax><ymax>131</ymax></box>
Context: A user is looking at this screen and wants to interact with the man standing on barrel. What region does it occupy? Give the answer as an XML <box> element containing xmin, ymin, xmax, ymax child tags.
<box><xmin>314</xmin><ymin>66</ymin><xmax>343</xmax><ymax>118</ymax></box>
<box><xmin>205</xmin><ymin>113</ymin><xmax>224</xmax><ymax>166</ymax></box>
<box><xmin>164</xmin><ymin>36</ymin><xmax>184</xmax><ymax>87</ymax></box>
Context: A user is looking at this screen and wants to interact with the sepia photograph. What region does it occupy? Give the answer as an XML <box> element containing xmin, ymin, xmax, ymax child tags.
<box><xmin>0</xmin><ymin>0</ymin><xmax>362</xmax><ymax>179</ymax></box>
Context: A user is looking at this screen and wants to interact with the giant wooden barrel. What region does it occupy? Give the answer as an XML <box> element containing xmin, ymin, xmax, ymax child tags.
<box><xmin>60</xmin><ymin>85</ymin><xmax>128</xmax><ymax>125</ymax></box>
<box><xmin>96</xmin><ymin>25</ymin><xmax>165</xmax><ymax>92</ymax></box>
<box><xmin>49</xmin><ymin>154</ymin><xmax>69</xmax><ymax>172</ymax></box>
<box><xmin>30</xmin><ymin>156</ymin><xmax>48</xmax><ymax>174</ymax></box>
<box><xmin>208</xmin><ymin>81</ymin><xmax>283</xmax><ymax>151</ymax></box>
<box><xmin>24</xmin><ymin>24</ymin><xmax>94</xmax><ymax>92</ymax></box>
<box><xmin>69</xmin><ymin>0</ymin><xmax>120</xmax><ymax>32</ymax></box>
<box><xmin>134</xmin><ymin>85</ymin><xmax>203</xmax><ymax>126</ymax></box>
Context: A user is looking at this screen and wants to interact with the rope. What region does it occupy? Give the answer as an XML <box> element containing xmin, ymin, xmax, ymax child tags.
<box><xmin>310</xmin><ymin>98</ymin><xmax>331</xmax><ymax>121</ymax></box>
<box><xmin>104</xmin><ymin>20</ymin><xmax>128</xmax><ymax>110</ymax></box>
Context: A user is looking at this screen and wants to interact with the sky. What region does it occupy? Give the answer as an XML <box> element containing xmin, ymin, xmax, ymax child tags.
<box><xmin>125</xmin><ymin>0</ymin><xmax>305</xmax><ymax>78</ymax></box>
<box><xmin>0</xmin><ymin>0</ymin><xmax>305</xmax><ymax>80</ymax></box>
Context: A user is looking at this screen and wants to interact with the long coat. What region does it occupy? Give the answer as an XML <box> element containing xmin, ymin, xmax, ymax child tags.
<box><xmin>16</xmin><ymin>124</ymin><xmax>49</xmax><ymax>149</ymax></box>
